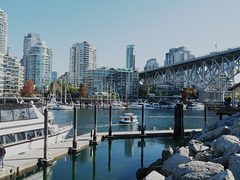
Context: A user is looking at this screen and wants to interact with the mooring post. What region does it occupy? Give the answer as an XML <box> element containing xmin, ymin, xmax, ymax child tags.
<box><xmin>108</xmin><ymin>104</ymin><xmax>112</xmax><ymax>136</ymax></box>
<box><xmin>44</xmin><ymin>108</ymin><xmax>48</xmax><ymax>161</ymax></box>
<box><xmin>93</xmin><ymin>104</ymin><xmax>97</xmax><ymax>143</ymax></box>
<box><xmin>73</xmin><ymin>106</ymin><xmax>77</xmax><ymax>149</ymax></box>
<box><xmin>204</xmin><ymin>104</ymin><xmax>207</xmax><ymax>126</ymax></box>
<box><xmin>174</xmin><ymin>103</ymin><xmax>184</xmax><ymax>139</ymax></box>
<box><xmin>141</xmin><ymin>104</ymin><xmax>145</xmax><ymax>135</ymax></box>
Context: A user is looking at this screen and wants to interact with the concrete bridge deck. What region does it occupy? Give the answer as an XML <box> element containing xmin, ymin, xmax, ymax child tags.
<box><xmin>0</xmin><ymin>129</ymin><xmax>201</xmax><ymax>179</ymax></box>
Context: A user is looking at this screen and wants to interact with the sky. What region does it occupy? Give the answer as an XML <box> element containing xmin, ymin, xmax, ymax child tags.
<box><xmin>1</xmin><ymin>0</ymin><xmax>240</xmax><ymax>77</ymax></box>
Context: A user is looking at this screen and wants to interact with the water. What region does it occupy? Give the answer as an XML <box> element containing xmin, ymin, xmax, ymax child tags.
<box><xmin>16</xmin><ymin>108</ymin><xmax>220</xmax><ymax>180</ymax></box>
<box><xmin>53</xmin><ymin>107</ymin><xmax>220</xmax><ymax>136</ymax></box>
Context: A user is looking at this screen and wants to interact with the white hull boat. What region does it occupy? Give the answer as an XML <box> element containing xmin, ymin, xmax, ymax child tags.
<box><xmin>119</xmin><ymin>113</ymin><xmax>138</xmax><ymax>124</ymax></box>
<box><xmin>0</xmin><ymin>102</ymin><xmax>72</xmax><ymax>157</ymax></box>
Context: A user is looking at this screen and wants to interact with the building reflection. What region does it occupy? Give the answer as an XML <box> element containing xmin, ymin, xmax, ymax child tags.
<box><xmin>124</xmin><ymin>139</ymin><xmax>135</xmax><ymax>157</ymax></box>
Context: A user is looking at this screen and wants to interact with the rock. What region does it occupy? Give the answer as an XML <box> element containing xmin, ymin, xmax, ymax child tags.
<box><xmin>145</xmin><ymin>171</ymin><xmax>165</xmax><ymax>180</ymax></box>
<box><xmin>231</xmin><ymin>118</ymin><xmax>240</xmax><ymax>137</ymax></box>
<box><xmin>176</xmin><ymin>146</ymin><xmax>194</xmax><ymax>157</ymax></box>
<box><xmin>165</xmin><ymin>175</ymin><xmax>175</xmax><ymax>180</ymax></box>
<box><xmin>162</xmin><ymin>147</ymin><xmax>174</xmax><ymax>161</ymax></box>
<box><xmin>211</xmin><ymin>135</ymin><xmax>240</xmax><ymax>157</ymax></box>
<box><xmin>195</xmin><ymin>149</ymin><xmax>215</xmax><ymax>162</ymax></box>
<box><xmin>188</xmin><ymin>140</ymin><xmax>209</xmax><ymax>153</ymax></box>
<box><xmin>208</xmin><ymin>169</ymin><xmax>235</xmax><ymax>180</ymax></box>
<box><xmin>146</xmin><ymin>159</ymin><xmax>163</xmax><ymax>175</ymax></box>
<box><xmin>229</xmin><ymin>153</ymin><xmax>240</xmax><ymax>167</ymax></box>
<box><xmin>175</xmin><ymin>161</ymin><xmax>224</xmax><ymax>179</ymax></box>
<box><xmin>161</xmin><ymin>153</ymin><xmax>191</xmax><ymax>177</ymax></box>
<box><xmin>136</xmin><ymin>168</ymin><xmax>148</xmax><ymax>180</ymax></box>
<box><xmin>195</xmin><ymin>126</ymin><xmax>231</xmax><ymax>142</ymax></box>
<box><xmin>229</xmin><ymin>161</ymin><xmax>240</xmax><ymax>180</ymax></box>
<box><xmin>211</xmin><ymin>156</ymin><xmax>230</xmax><ymax>168</ymax></box>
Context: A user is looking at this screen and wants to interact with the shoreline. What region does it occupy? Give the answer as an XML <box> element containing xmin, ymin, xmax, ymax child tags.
<box><xmin>139</xmin><ymin>113</ymin><xmax>240</xmax><ymax>179</ymax></box>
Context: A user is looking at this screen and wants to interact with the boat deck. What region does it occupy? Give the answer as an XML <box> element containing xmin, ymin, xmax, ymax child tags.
<box><xmin>0</xmin><ymin>129</ymin><xmax>201</xmax><ymax>179</ymax></box>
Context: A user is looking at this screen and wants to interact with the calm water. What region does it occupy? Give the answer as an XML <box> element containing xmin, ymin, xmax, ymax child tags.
<box><xmin>16</xmin><ymin>108</ymin><xmax>220</xmax><ymax>180</ymax></box>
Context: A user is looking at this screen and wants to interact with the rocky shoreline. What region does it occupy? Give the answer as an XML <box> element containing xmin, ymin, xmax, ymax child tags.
<box><xmin>137</xmin><ymin>113</ymin><xmax>240</xmax><ymax>180</ymax></box>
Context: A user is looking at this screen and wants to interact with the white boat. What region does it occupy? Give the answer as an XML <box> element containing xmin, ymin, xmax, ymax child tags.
<box><xmin>0</xmin><ymin>101</ymin><xmax>72</xmax><ymax>157</ymax></box>
<box><xmin>129</xmin><ymin>103</ymin><xmax>155</xmax><ymax>110</ymax></box>
<box><xmin>150</xmin><ymin>102</ymin><xmax>161</xmax><ymax>109</ymax></box>
<box><xmin>103</xmin><ymin>103</ymin><xmax>126</xmax><ymax>110</ymax></box>
<box><xmin>52</xmin><ymin>103</ymin><xmax>73</xmax><ymax>110</ymax></box>
<box><xmin>119</xmin><ymin>113</ymin><xmax>138</xmax><ymax>124</ymax></box>
<box><xmin>186</xmin><ymin>102</ymin><xmax>204</xmax><ymax>110</ymax></box>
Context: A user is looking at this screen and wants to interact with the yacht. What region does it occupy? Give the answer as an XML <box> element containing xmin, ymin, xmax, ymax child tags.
<box><xmin>129</xmin><ymin>103</ymin><xmax>155</xmax><ymax>110</ymax></box>
<box><xmin>119</xmin><ymin>113</ymin><xmax>138</xmax><ymax>124</ymax></box>
<box><xmin>0</xmin><ymin>101</ymin><xmax>72</xmax><ymax>157</ymax></box>
<box><xmin>186</xmin><ymin>102</ymin><xmax>204</xmax><ymax>110</ymax></box>
<box><xmin>52</xmin><ymin>102</ymin><xmax>73</xmax><ymax>110</ymax></box>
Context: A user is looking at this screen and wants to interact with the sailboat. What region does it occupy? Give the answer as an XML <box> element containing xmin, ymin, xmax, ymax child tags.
<box><xmin>53</xmin><ymin>79</ymin><xmax>73</xmax><ymax>110</ymax></box>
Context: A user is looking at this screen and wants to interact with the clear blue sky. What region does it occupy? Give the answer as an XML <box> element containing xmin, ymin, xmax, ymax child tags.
<box><xmin>1</xmin><ymin>0</ymin><xmax>240</xmax><ymax>77</ymax></box>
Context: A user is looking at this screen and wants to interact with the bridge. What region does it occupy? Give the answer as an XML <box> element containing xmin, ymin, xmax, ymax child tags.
<box><xmin>139</xmin><ymin>46</ymin><xmax>240</xmax><ymax>100</ymax></box>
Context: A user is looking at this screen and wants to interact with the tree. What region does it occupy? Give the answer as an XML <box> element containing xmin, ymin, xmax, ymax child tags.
<box><xmin>79</xmin><ymin>83</ymin><xmax>88</xmax><ymax>98</ymax></box>
<box><xmin>21</xmin><ymin>79</ymin><xmax>35</xmax><ymax>97</ymax></box>
<box><xmin>139</xmin><ymin>85</ymin><xmax>148</xmax><ymax>98</ymax></box>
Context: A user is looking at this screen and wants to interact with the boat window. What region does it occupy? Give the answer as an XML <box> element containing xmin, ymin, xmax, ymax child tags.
<box><xmin>0</xmin><ymin>136</ymin><xmax>4</xmax><ymax>145</ymax></box>
<box><xmin>36</xmin><ymin>129</ymin><xmax>43</xmax><ymax>137</ymax></box>
<box><xmin>1</xmin><ymin>110</ymin><xmax>13</xmax><ymax>121</ymax></box>
<box><xmin>29</xmin><ymin>108</ymin><xmax>38</xmax><ymax>119</ymax></box>
<box><xmin>17</xmin><ymin>132</ymin><xmax>26</xmax><ymax>141</ymax></box>
<box><xmin>13</xmin><ymin>109</ymin><xmax>23</xmax><ymax>120</ymax></box>
<box><xmin>6</xmin><ymin>134</ymin><xmax>16</xmax><ymax>144</ymax></box>
<box><xmin>26</xmin><ymin>130</ymin><xmax>35</xmax><ymax>140</ymax></box>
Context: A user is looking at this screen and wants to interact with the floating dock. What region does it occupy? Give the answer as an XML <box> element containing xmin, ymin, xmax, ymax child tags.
<box><xmin>0</xmin><ymin>129</ymin><xmax>201</xmax><ymax>179</ymax></box>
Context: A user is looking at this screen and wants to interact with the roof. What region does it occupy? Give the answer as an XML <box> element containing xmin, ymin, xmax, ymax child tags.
<box><xmin>228</xmin><ymin>82</ymin><xmax>240</xmax><ymax>91</ymax></box>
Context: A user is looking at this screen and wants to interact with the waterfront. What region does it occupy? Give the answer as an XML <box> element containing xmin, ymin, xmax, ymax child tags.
<box><xmin>16</xmin><ymin>108</ymin><xmax>219</xmax><ymax>179</ymax></box>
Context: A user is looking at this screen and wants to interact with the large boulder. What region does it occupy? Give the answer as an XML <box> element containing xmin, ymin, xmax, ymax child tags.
<box><xmin>211</xmin><ymin>135</ymin><xmax>240</xmax><ymax>157</ymax></box>
<box><xmin>161</xmin><ymin>153</ymin><xmax>191</xmax><ymax>177</ymax></box>
<box><xmin>175</xmin><ymin>161</ymin><xmax>224</xmax><ymax>179</ymax></box>
<box><xmin>229</xmin><ymin>153</ymin><xmax>240</xmax><ymax>167</ymax></box>
<box><xmin>162</xmin><ymin>147</ymin><xmax>174</xmax><ymax>161</ymax></box>
<box><xmin>195</xmin><ymin>126</ymin><xmax>231</xmax><ymax>142</ymax></box>
<box><xmin>208</xmin><ymin>169</ymin><xmax>235</xmax><ymax>180</ymax></box>
<box><xmin>229</xmin><ymin>161</ymin><xmax>240</xmax><ymax>180</ymax></box>
<box><xmin>145</xmin><ymin>171</ymin><xmax>165</xmax><ymax>180</ymax></box>
<box><xmin>188</xmin><ymin>140</ymin><xmax>209</xmax><ymax>153</ymax></box>
<box><xmin>231</xmin><ymin>117</ymin><xmax>240</xmax><ymax>137</ymax></box>
<box><xmin>195</xmin><ymin>149</ymin><xmax>215</xmax><ymax>162</ymax></box>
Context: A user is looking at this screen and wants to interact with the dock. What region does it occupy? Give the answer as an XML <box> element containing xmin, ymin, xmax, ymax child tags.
<box><xmin>0</xmin><ymin>129</ymin><xmax>201</xmax><ymax>179</ymax></box>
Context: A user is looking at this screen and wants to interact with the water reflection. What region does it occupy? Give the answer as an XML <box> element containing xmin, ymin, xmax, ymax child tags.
<box><xmin>125</xmin><ymin>139</ymin><xmax>135</xmax><ymax>157</ymax></box>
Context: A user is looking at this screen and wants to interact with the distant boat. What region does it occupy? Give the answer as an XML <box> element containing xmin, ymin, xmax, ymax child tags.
<box><xmin>128</xmin><ymin>103</ymin><xmax>155</xmax><ymax>110</ymax></box>
<box><xmin>186</xmin><ymin>102</ymin><xmax>204</xmax><ymax>110</ymax></box>
<box><xmin>119</xmin><ymin>113</ymin><xmax>138</xmax><ymax>124</ymax></box>
<box><xmin>52</xmin><ymin>103</ymin><xmax>73</xmax><ymax>110</ymax></box>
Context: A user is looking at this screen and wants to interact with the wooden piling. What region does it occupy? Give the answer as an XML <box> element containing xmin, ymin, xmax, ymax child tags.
<box><xmin>204</xmin><ymin>104</ymin><xmax>207</xmax><ymax>126</ymax></box>
<box><xmin>93</xmin><ymin>105</ymin><xmax>97</xmax><ymax>142</ymax></box>
<box><xmin>73</xmin><ymin>106</ymin><xmax>77</xmax><ymax>149</ymax></box>
<box><xmin>174</xmin><ymin>103</ymin><xmax>184</xmax><ymax>139</ymax></box>
<box><xmin>44</xmin><ymin>108</ymin><xmax>48</xmax><ymax>160</ymax></box>
<box><xmin>108</xmin><ymin>105</ymin><xmax>112</xmax><ymax>136</ymax></box>
<box><xmin>141</xmin><ymin>104</ymin><xmax>145</xmax><ymax>135</ymax></box>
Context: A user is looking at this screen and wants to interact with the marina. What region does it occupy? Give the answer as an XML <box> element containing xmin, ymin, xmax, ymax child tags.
<box><xmin>0</xmin><ymin>103</ymin><xmax>220</xmax><ymax>179</ymax></box>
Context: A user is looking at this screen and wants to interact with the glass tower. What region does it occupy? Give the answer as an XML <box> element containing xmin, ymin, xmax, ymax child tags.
<box><xmin>0</xmin><ymin>8</ymin><xmax>8</xmax><ymax>56</ymax></box>
<box><xmin>126</xmin><ymin>44</ymin><xmax>136</xmax><ymax>70</ymax></box>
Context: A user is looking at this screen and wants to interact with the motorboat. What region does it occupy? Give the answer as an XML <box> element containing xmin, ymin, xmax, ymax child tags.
<box><xmin>103</xmin><ymin>102</ymin><xmax>126</xmax><ymax>110</ymax></box>
<box><xmin>119</xmin><ymin>113</ymin><xmax>138</xmax><ymax>124</ymax></box>
<box><xmin>150</xmin><ymin>102</ymin><xmax>161</xmax><ymax>109</ymax></box>
<box><xmin>186</xmin><ymin>102</ymin><xmax>204</xmax><ymax>110</ymax></box>
<box><xmin>52</xmin><ymin>102</ymin><xmax>73</xmax><ymax>110</ymax></box>
<box><xmin>0</xmin><ymin>101</ymin><xmax>72</xmax><ymax>157</ymax></box>
<box><xmin>128</xmin><ymin>103</ymin><xmax>155</xmax><ymax>110</ymax></box>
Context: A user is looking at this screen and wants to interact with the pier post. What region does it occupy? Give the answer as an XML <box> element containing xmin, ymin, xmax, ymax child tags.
<box><xmin>44</xmin><ymin>108</ymin><xmax>48</xmax><ymax>161</ymax></box>
<box><xmin>108</xmin><ymin>104</ymin><xmax>112</xmax><ymax>137</ymax></box>
<box><xmin>204</xmin><ymin>104</ymin><xmax>207</xmax><ymax>126</ymax></box>
<box><xmin>174</xmin><ymin>103</ymin><xmax>184</xmax><ymax>139</ymax></box>
<box><xmin>89</xmin><ymin>104</ymin><xmax>98</xmax><ymax>145</ymax></box>
<box><xmin>141</xmin><ymin>104</ymin><xmax>145</xmax><ymax>135</ymax></box>
<box><xmin>108</xmin><ymin>140</ymin><xmax>112</xmax><ymax>172</ymax></box>
<box><xmin>73</xmin><ymin>106</ymin><xmax>77</xmax><ymax>149</ymax></box>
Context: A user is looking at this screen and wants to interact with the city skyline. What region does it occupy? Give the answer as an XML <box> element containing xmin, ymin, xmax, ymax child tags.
<box><xmin>1</xmin><ymin>0</ymin><xmax>240</xmax><ymax>76</ymax></box>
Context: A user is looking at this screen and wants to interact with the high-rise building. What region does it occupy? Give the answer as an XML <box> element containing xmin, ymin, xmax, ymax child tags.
<box><xmin>144</xmin><ymin>58</ymin><xmax>159</xmax><ymax>71</ymax></box>
<box><xmin>0</xmin><ymin>8</ymin><xmax>8</xmax><ymax>56</ymax></box>
<box><xmin>22</xmin><ymin>33</ymin><xmax>41</xmax><ymax>82</ymax></box>
<box><xmin>164</xmin><ymin>46</ymin><xmax>194</xmax><ymax>65</ymax></box>
<box><xmin>126</xmin><ymin>44</ymin><xmax>135</xmax><ymax>70</ymax></box>
<box><xmin>27</xmin><ymin>41</ymin><xmax>52</xmax><ymax>91</ymax></box>
<box><xmin>69</xmin><ymin>41</ymin><xmax>96</xmax><ymax>87</ymax></box>
<box><xmin>52</xmin><ymin>71</ymin><xmax>58</xmax><ymax>83</ymax></box>
<box><xmin>2</xmin><ymin>55</ymin><xmax>24</xmax><ymax>93</ymax></box>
